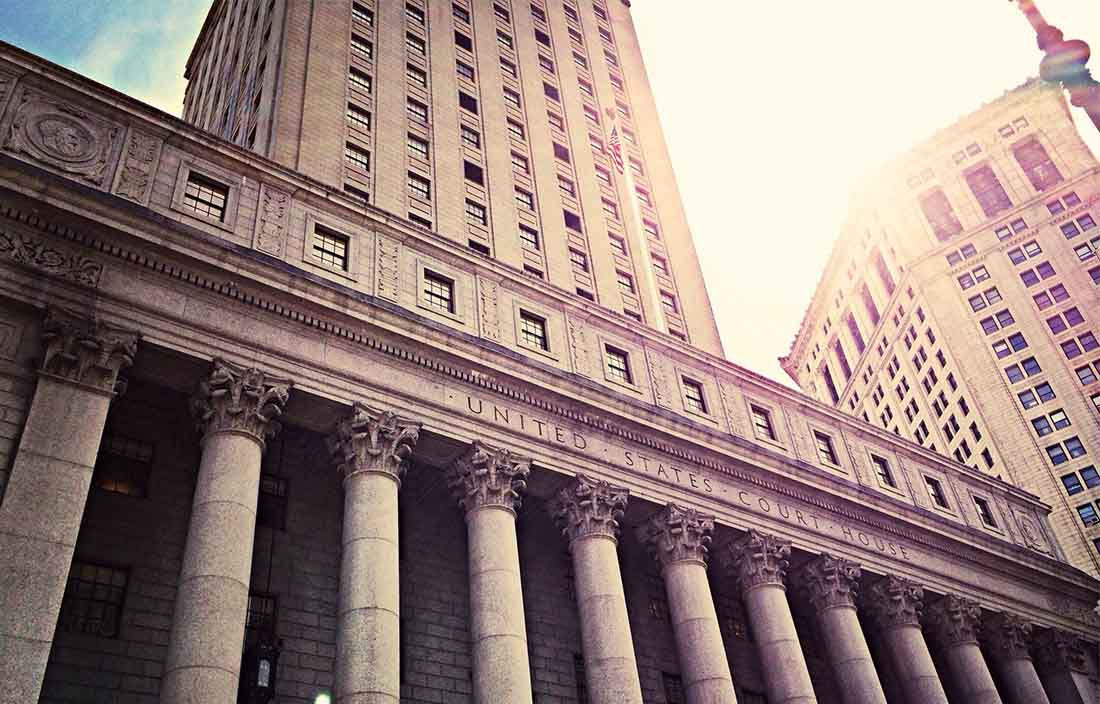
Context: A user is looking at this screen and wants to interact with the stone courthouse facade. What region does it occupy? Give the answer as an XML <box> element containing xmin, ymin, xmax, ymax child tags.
<box><xmin>0</xmin><ymin>3</ymin><xmax>1097</xmax><ymax>704</ymax></box>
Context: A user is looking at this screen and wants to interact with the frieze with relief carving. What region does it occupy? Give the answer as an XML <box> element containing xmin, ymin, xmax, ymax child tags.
<box><xmin>328</xmin><ymin>402</ymin><xmax>420</xmax><ymax>484</ymax></box>
<box><xmin>253</xmin><ymin>184</ymin><xmax>291</xmax><ymax>257</ymax></box>
<box><xmin>376</xmin><ymin>234</ymin><xmax>400</xmax><ymax>301</ymax></box>
<box><xmin>447</xmin><ymin>440</ymin><xmax>530</xmax><ymax>514</ymax></box>
<box><xmin>724</xmin><ymin>529</ymin><xmax>792</xmax><ymax>591</ymax></box>
<box><xmin>5</xmin><ymin>90</ymin><xmax>122</xmax><ymax>187</ymax></box>
<box><xmin>644</xmin><ymin>503</ymin><xmax>715</xmax><ymax>568</ymax></box>
<box><xmin>40</xmin><ymin>307</ymin><xmax>138</xmax><ymax>392</ymax></box>
<box><xmin>112</xmin><ymin>129</ymin><xmax>162</xmax><ymax>204</ymax></box>
<box><xmin>190</xmin><ymin>358</ymin><xmax>291</xmax><ymax>446</ymax></box>
<box><xmin>0</xmin><ymin>227</ymin><xmax>102</xmax><ymax>286</ymax></box>
<box><xmin>565</xmin><ymin>314</ymin><xmax>592</xmax><ymax>377</ymax></box>
<box><xmin>551</xmin><ymin>474</ymin><xmax>628</xmax><ymax>545</ymax></box>
<box><xmin>478</xmin><ymin>278</ymin><xmax>501</xmax><ymax>341</ymax></box>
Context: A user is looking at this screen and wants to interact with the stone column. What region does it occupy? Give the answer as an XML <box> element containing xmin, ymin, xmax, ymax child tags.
<box><xmin>0</xmin><ymin>308</ymin><xmax>137</xmax><ymax>702</ymax></box>
<box><xmin>447</xmin><ymin>441</ymin><xmax>533</xmax><ymax>704</ymax></box>
<box><xmin>643</xmin><ymin>503</ymin><xmax>738</xmax><ymax>704</ymax></box>
<box><xmin>924</xmin><ymin>595</ymin><xmax>1002</xmax><ymax>704</ymax></box>
<box><xmin>794</xmin><ymin>554</ymin><xmax>886</xmax><ymax>704</ymax></box>
<box><xmin>983</xmin><ymin>612</ymin><xmax>1049</xmax><ymax>704</ymax></box>
<box><xmin>328</xmin><ymin>403</ymin><xmax>420</xmax><ymax>704</ymax></box>
<box><xmin>1033</xmin><ymin>629</ymin><xmax>1094</xmax><ymax>704</ymax></box>
<box><xmin>160</xmin><ymin>359</ymin><xmax>291</xmax><ymax>703</ymax></box>
<box><xmin>723</xmin><ymin>530</ymin><xmax>817</xmax><ymax>704</ymax></box>
<box><xmin>551</xmin><ymin>475</ymin><xmax>643</xmax><ymax>704</ymax></box>
<box><xmin>864</xmin><ymin>576</ymin><xmax>948</xmax><ymax>704</ymax></box>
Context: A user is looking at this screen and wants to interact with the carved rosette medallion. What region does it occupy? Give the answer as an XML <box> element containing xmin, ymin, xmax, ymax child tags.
<box><xmin>113</xmin><ymin>129</ymin><xmax>162</xmax><ymax>204</ymax></box>
<box><xmin>190</xmin><ymin>358</ymin><xmax>291</xmax><ymax>447</ymax></box>
<box><xmin>5</xmin><ymin>91</ymin><xmax>121</xmax><ymax>187</ymax></box>
<box><xmin>551</xmin><ymin>474</ymin><xmax>628</xmax><ymax>546</ymax></box>
<box><xmin>724</xmin><ymin>529</ymin><xmax>792</xmax><ymax>593</ymax></box>
<box><xmin>865</xmin><ymin>576</ymin><xmax>925</xmax><ymax>630</ymax></box>
<box><xmin>795</xmin><ymin>553</ymin><xmax>861</xmax><ymax>610</ymax></box>
<box><xmin>253</xmin><ymin>184</ymin><xmax>291</xmax><ymax>257</ymax></box>
<box><xmin>447</xmin><ymin>440</ymin><xmax>530</xmax><ymax>515</ymax></box>
<box><xmin>982</xmin><ymin>612</ymin><xmax>1033</xmax><ymax>661</ymax></box>
<box><xmin>40</xmin><ymin>307</ymin><xmax>139</xmax><ymax>393</ymax></box>
<box><xmin>644</xmin><ymin>503</ymin><xmax>715</xmax><ymax>569</ymax></box>
<box><xmin>1033</xmin><ymin>629</ymin><xmax>1089</xmax><ymax>674</ymax></box>
<box><xmin>925</xmin><ymin>594</ymin><xmax>983</xmax><ymax>647</ymax></box>
<box><xmin>0</xmin><ymin>227</ymin><xmax>103</xmax><ymax>286</ymax></box>
<box><xmin>328</xmin><ymin>402</ymin><xmax>420</xmax><ymax>486</ymax></box>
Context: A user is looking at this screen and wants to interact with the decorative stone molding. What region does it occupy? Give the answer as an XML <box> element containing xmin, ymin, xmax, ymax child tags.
<box><xmin>925</xmin><ymin>594</ymin><xmax>982</xmax><ymax>646</ymax></box>
<box><xmin>645</xmin><ymin>347</ymin><xmax>673</xmax><ymax>408</ymax></box>
<box><xmin>328</xmin><ymin>402</ymin><xmax>420</xmax><ymax>485</ymax></box>
<box><xmin>795</xmin><ymin>553</ymin><xmax>861</xmax><ymax>610</ymax></box>
<box><xmin>644</xmin><ymin>503</ymin><xmax>715</xmax><ymax>569</ymax></box>
<box><xmin>112</xmin><ymin>129</ymin><xmax>162</xmax><ymax>204</ymax></box>
<box><xmin>40</xmin><ymin>307</ymin><xmax>138</xmax><ymax>392</ymax></box>
<box><xmin>724</xmin><ymin>529</ymin><xmax>792</xmax><ymax>592</ymax></box>
<box><xmin>478</xmin><ymin>278</ymin><xmax>500</xmax><ymax>342</ymax></box>
<box><xmin>4</xmin><ymin>90</ymin><xmax>122</xmax><ymax>187</ymax></box>
<box><xmin>253</xmin><ymin>184</ymin><xmax>291</xmax><ymax>258</ymax></box>
<box><xmin>865</xmin><ymin>576</ymin><xmax>925</xmax><ymax>629</ymax></box>
<box><xmin>565</xmin><ymin>314</ymin><xmax>591</xmax><ymax>377</ymax></box>
<box><xmin>1032</xmin><ymin>629</ymin><xmax>1089</xmax><ymax>674</ymax></box>
<box><xmin>0</xmin><ymin>226</ymin><xmax>102</xmax><ymax>286</ymax></box>
<box><xmin>447</xmin><ymin>440</ymin><xmax>530</xmax><ymax>514</ymax></box>
<box><xmin>551</xmin><ymin>474</ymin><xmax>629</xmax><ymax>545</ymax></box>
<box><xmin>983</xmin><ymin>612</ymin><xmax>1033</xmax><ymax>660</ymax></box>
<box><xmin>376</xmin><ymin>234</ymin><xmax>400</xmax><ymax>301</ymax></box>
<box><xmin>190</xmin><ymin>358</ymin><xmax>291</xmax><ymax>446</ymax></box>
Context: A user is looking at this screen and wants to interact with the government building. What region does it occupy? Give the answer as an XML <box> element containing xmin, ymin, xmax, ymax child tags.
<box><xmin>782</xmin><ymin>80</ymin><xmax>1100</xmax><ymax>581</ymax></box>
<box><xmin>0</xmin><ymin>1</ymin><xmax>1096</xmax><ymax>704</ymax></box>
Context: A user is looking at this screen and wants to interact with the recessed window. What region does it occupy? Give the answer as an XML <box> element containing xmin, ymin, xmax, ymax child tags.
<box><xmin>511</xmin><ymin>151</ymin><xmax>530</xmax><ymax>173</ymax></box>
<box><xmin>553</xmin><ymin>142</ymin><xmax>571</xmax><ymax>163</ymax></box>
<box><xmin>454</xmin><ymin>31</ymin><xmax>473</xmax><ymax>51</ymax></box>
<box><xmin>407</xmin><ymin>134</ymin><xmax>429</xmax><ymax>160</ymax></box>
<box><xmin>682</xmin><ymin>378</ymin><xmax>707</xmax><ymax>414</ymax></box>
<box><xmin>257</xmin><ymin>473</ymin><xmax>288</xmax><ymax>530</ymax></box>
<box><xmin>569</xmin><ymin>248</ymin><xmax>589</xmax><ymax>272</ymax></box>
<box><xmin>925</xmin><ymin>476</ymin><xmax>949</xmax><ymax>508</ymax></box>
<box><xmin>456</xmin><ymin>60</ymin><xmax>476</xmax><ymax>81</ymax></box>
<box><xmin>616</xmin><ymin>270</ymin><xmax>635</xmax><ymax>294</ymax></box>
<box><xmin>661</xmin><ymin>291</ymin><xmax>678</xmax><ymax>315</ymax></box>
<box><xmin>353</xmin><ymin>3</ymin><xmax>375</xmax><ymax>25</ymax></box>
<box><xmin>503</xmin><ymin>88</ymin><xmax>521</xmax><ymax>109</ymax></box>
<box><xmin>558</xmin><ymin>175</ymin><xmax>576</xmax><ymax>198</ymax></box>
<box><xmin>93</xmin><ymin>433</ymin><xmax>153</xmax><ymax>497</ymax></box>
<box><xmin>515</xmin><ymin>188</ymin><xmax>535</xmax><ymax>210</ymax></box>
<box><xmin>351</xmin><ymin>34</ymin><xmax>373</xmax><ymax>60</ymax></box>
<box><xmin>604</xmin><ymin>345</ymin><xmax>632</xmax><ymax>384</ymax></box>
<box><xmin>870</xmin><ymin>454</ymin><xmax>896</xmax><ymax>488</ymax></box>
<box><xmin>465</xmin><ymin>199</ymin><xmax>487</xmax><ymax>225</ymax></box>
<box><xmin>423</xmin><ymin>270</ymin><xmax>455</xmax><ymax>314</ymax></box>
<box><xmin>463</xmin><ymin>160</ymin><xmax>484</xmax><ymax>185</ymax></box>
<box><xmin>407</xmin><ymin>33</ymin><xmax>426</xmax><ymax>55</ymax></box>
<box><xmin>406</xmin><ymin>64</ymin><xmax>427</xmax><ymax>88</ymax></box>
<box><xmin>608</xmin><ymin>235</ymin><xmax>627</xmax><ymax>256</ymax></box>
<box><xmin>349</xmin><ymin>68</ymin><xmax>373</xmax><ymax>93</ymax></box>
<box><xmin>813</xmin><ymin>430</ymin><xmax>838</xmax><ymax>465</ymax></box>
<box><xmin>1077</xmin><ymin>503</ymin><xmax>1099</xmax><ymax>525</ymax></box>
<box><xmin>312</xmin><ymin>225</ymin><xmax>350</xmax><ymax>270</ymax></box>
<box><xmin>182</xmin><ymin>172</ymin><xmax>229</xmax><ymax>221</ymax></box>
<box><xmin>59</xmin><ymin>561</ymin><xmax>128</xmax><ymax>638</ymax></box>
<box><xmin>347</xmin><ymin>103</ymin><xmax>372</xmax><ymax>130</ymax></box>
<box><xmin>500</xmin><ymin>57</ymin><xmax>518</xmax><ymax>78</ymax></box>
<box><xmin>406</xmin><ymin>3</ymin><xmax>425</xmax><ymax>25</ymax></box>
<box><xmin>519</xmin><ymin>310</ymin><xmax>549</xmax><ymax>351</ymax></box>
<box><xmin>519</xmin><ymin>225</ymin><xmax>540</xmax><ymax>250</ymax></box>
<box><xmin>408</xmin><ymin>171</ymin><xmax>431</xmax><ymax>200</ymax></box>
<box><xmin>564</xmin><ymin>210</ymin><xmax>583</xmax><ymax>232</ymax></box>
<box><xmin>965</xmin><ymin>164</ymin><xmax>1012</xmax><ymax>217</ymax></box>
<box><xmin>750</xmin><ymin>404</ymin><xmax>776</xmax><ymax>441</ymax></box>
<box><xmin>461</xmin><ymin>125</ymin><xmax>481</xmax><ymax>149</ymax></box>
<box><xmin>407</xmin><ymin>98</ymin><xmax>428</xmax><ymax>123</ymax></box>
<box><xmin>459</xmin><ymin>92</ymin><xmax>479</xmax><ymax>114</ymax></box>
<box><xmin>973</xmin><ymin>496</ymin><xmax>998</xmax><ymax>527</ymax></box>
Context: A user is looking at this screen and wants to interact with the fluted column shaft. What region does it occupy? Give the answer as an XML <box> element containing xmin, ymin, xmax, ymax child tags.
<box><xmin>925</xmin><ymin>595</ymin><xmax>1002</xmax><ymax>704</ymax></box>
<box><xmin>644</xmin><ymin>504</ymin><xmax>737</xmax><ymax>704</ymax></box>
<box><xmin>448</xmin><ymin>442</ymin><xmax>533</xmax><ymax>704</ymax></box>
<box><xmin>553</xmin><ymin>476</ymin><xmax>643</xmax><ymax>704</ymax></box>
<box><xmin>865</xmin><ymin>577</ymin><xmax>948</xmax><ymax>704</ymax></box>
<box><xmin>795</xmin><ymin>555</ymin><xmax>885</xmax><ymax>704</ymax></box>
<box><xmin>329</xmin><ymin>404</ymin><xmax>420</xmax><ymax>704</ymax></box>
<box><xmin>1034</xmin><ymin>629</ymin><xmax>1093</xmax><ymax>704</ymax></box>
<box><xmin>161</xmin><ymin>360</ymin><xmax>291</xmax><ymax>703</ymax></box>
<box><xmin>725</xmin><ymin>531</ymin><xmax>816</xmax><ymax>704</ymax></box>
<box><xmin>983</xmin><ymin>613</ymin><xmax>1049</xmax><ymax>704</ymax></box>
<box><xmin>0</xmin><ymin>309</ymin><xmax>137</xmax><ymax>703</ymax></box>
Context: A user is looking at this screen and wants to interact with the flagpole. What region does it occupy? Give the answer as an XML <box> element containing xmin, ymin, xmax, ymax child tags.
<box><xmin>606</xmin><ymin>108</ymin><xmax>668</xmax><ymax>333</ymax></box>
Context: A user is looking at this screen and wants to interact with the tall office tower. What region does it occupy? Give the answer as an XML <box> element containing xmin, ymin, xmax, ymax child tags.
<box><xmin>181</xmin><ymin>0</ymin><xmax>723</xmax><ymax>352</ymax></box>
<box><xmin>782</xmin><ymin>79</ymin><xmax>1100</xmax><ymax>577</ymax></box>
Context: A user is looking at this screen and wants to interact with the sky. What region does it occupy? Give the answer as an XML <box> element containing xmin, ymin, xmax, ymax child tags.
<box><xmin>1</xmin><ymin>0</ymin><xmax>1098</xmax><ymax>386</ymax></box>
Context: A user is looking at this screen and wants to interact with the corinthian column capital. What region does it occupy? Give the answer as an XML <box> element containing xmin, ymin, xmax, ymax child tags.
<box><xmin>983</xmin><ymin>612</ymin><xmax>1034</xmax><ymax>660</ymax></box>
<box><xmin>723</xmin><ymin>529</ymin><xmax>792</xmax><ymax>592</ymax></box>
<box><xmin>190</xmin><ymin>358</ymin><xmax>291</xmax><ymax>446</ymax></box>
<box><xmin>1033</xmin><ymin>629</ymin><xmax>1089</xmax><ymax>674</ymax></box>
<box><xmin>328</xmin><ymin>402</ymin><xmax>420</xmax><ymax>485</ymax></box>
<box><xmin>795</xmin><ymin>553</ymin><xmax>861</xmax><ymax>610</ymax></box>
<box><xmin>643</xmin><ymin>503</ymin><xmax>715</xmax><ymax>569</ymax></box>
<box><xmin>551</xmin><ymin>474</ymin><xmax>629</xmax><ymax>546</ymax></box>
<box><xmin>865</xmin><ymin>576</ymin><xmax>925</xmax><ymax>629</ymax></box>
<box><xmin>447</xmin><ymin>441</ymin><xmax>530</xmax><ymax>514</ymax></box>
<box><xmin>925</xmin><ymin>594</ymin><xmax>982</xmax><ymax>647</ymax></box>
<box><xmin>40</xmin><ymin>307</ymin><xmax>139</xmax><ymax>393</ymax></box>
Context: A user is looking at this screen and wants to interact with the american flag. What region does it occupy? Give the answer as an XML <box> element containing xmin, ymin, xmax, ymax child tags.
<box><xmin>605</xmin><ymin>110</ymin><xmax>625</xmax><ymax>175</ymax></box>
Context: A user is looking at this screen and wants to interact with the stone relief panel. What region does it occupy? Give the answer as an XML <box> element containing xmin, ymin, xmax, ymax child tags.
<box><xmin>3</xmin><ymin>88</ymin><xmax>123</xmax><ymax>188</ymax></box>
<box><xmin>1013</xmin><ymin>509</ymin><xmax>1050</xmax><ymax>555</ymax></box>
<box><xmin>644</xmin><ymin>346</ymin><xmax>674</xmax><ymax>409</ymax></box>
<box><xmin>252</xmin><ymin>184</ymin><xmax>291</xmax><ymax>258</ymax></box>
<box><xmin>478</xmin><ymin>277</ymin><xmax>500</xmax><ymax>342</ymax></box>
<box><xmin>375</xmin><ymin>234</ymin><xmax>400</xmax><ymax>302</ymax></box>
<box><xmin>0</xmin><ymin>225</ymin><xmax>102</xmax><ymax>286</ymax></box>
<box><xmin>112</xmin><ymin>128</ymin><xmax>163</xmax><ymax>205</ymax></box>
<box><xmin>565</xmin><ymin>313</ymin><xmax>593</xmax><ymax>377</ymax></box>
<box><xmin>717</xmin><ymin>379</ymin><xmax>746</xmax><ymax>437</ymax></box>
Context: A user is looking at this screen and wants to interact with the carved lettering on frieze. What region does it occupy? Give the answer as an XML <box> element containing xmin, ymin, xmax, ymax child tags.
<box><xmin>112</xmin><ymin>129</ymin><xmax>162</xmax><ymax>204</ymax></box>
<box><xmin>0</xmin><ymin>227</ymin><xmax>103</xmax><ymax>286</ymax></box>
<box><xmin>478</xmin><ymin>278</ymin><xmax>500</xmax><ymax>341</ymax></box>
<box><xmin>5</xmin><ymin>90</ymin><xmax>121</xmax><ymax>188</ymax></box>
<box><xmin>718</xmin><ymin>380</ymin><xmax>745</xmax><ymax>436</ymax></box>
<box><xmin>644</xmin><ymin>347</ymin><xmax>673</xmax><ymax>408</ymax></box>
<box><xmin>565</xmin><ymin>315</ymin><xmax>591</xmax><ymax>377</ymax></box>
<box><xmin>253</xmin><ymin>184</ymin><xmax>291</xmax><ymax>258</ymax></box>
<box><xmin>40</xmin><ymin>307</ymin><xmax>139</xmax><ymax>392</ymax></box>
<box><xmin>376</xmin><ymin>235</ymin><xmax>400</xmax><ymax>302</ymax></box>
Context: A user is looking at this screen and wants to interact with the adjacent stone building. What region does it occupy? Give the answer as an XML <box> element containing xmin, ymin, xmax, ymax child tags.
<box><xmin>782</xmin><ymin>79</ymin><xmax>1100</xmax><ymax>579</ymax></box>
<box><xmin>0</xmin><ymin>2</ymin><xmax>1096</xmax><ymax>704</ymax></box>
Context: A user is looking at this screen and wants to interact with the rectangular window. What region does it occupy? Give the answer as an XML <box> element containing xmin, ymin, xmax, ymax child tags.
<box><xmin>661</xmin><ymin>291</ymin><xmax>679</xmax><ymax>315</ymax></box>
<box><xmin>569</xmin><ymin>248</ymin><xmax>589</xmax><ymax>272</ymax></box>
<box><xmin>407</xmin><ymin>134</ymin><xmax>429</xmax><ymax>160</ymax></box>
<box><xmin>93</xmin><ymin>433</ymin><xmax>153</xmax><ymax>497</ymax></box>
<box><xmin>465</xmin><ymin>199</ymin><xmax>487</xmax><ymax>225</ymax></box>
<box><xmin>182</xmin><ymin>172</ymin><xmax>229</xmax><ymax>221</ymax></box>
<box><xmin>925</xmin><ymin>476</ymin><xmax>949</xmax><ymax>508</ymax></box>
<box><xmin>919</xmin><ymin>188</ymin><xmax>963</xmax><ymax>240</ymax></box>
<box><xmin>351</xmin><ymin>34</ymin><xmax>373</xmax><ymax>60</ymax></box>
<box><xmin>456</xmin><ymin>60</ymin><xmax>476</xmax><ymax>81</ymax></box>
<box><xmin>519</xmin><ymin>310</ymin><xmax>549</xmax><ymax>351</ymax></box>
<box><xmin>682</xmin><ymin>378</ymin><xmax>707</xmax><ymax>414</ymax></box>
<box><xmin>871</xmin><ymin>454</ymin><xmax>896</xmax><ymax>488</ymax></box>
<box><xmin>347</xmin><ymin>103</ymin><xmax>371</xmax><ymax>130</ymax></box>
<box><xmin>1013</xmin><ymin>137</ymin><xmax>1063</xmax><ymax>191</ymax></box>
<box><xmin>423</xmin><ymin>270</ymin><xmax>455</xmax><ymax>313</ymax></box>
<box><xmin>407</xmin><ymin>98</ymin><xmax>428</xmax><ymax>122</ymax></box>
<box><xmin>813</xmin><ymin>430</ymin><xmax>839</xmax><ymax>465</ymax></box>
<box><xmin>558</xmin><ymin>175</ymin><xmax>576</xmax><ymax>198</ymax></box>
<box><xmin>500</xmin><ymin>57</ymin><xmax>518</xmax><ymax>78</ymax></box>
<box><xmin>463</xmin><ymin>160</ymin><xmax>484</xmax><ymax>185</ymax></box>
<box><xmin>1077</xmin><ymin>503</ymin><xmax>1099</xmax><ymax>525</ymax></box>
<box><xmin>564</xmin><ymin>210</ymin><xmax>583</xmax><ymax>232</ymax></box>
<box><xmin>519</xmin><ymin>225</ymin><xmax>540</xmax><ymax>250</ymax></box>
<box><xmin>406</xmin><ymin>3</ymin><xmax>425</xmax><ymax>25</ymax></box>
<box><xmin>1062</xmin><ymin>473</ymin><xmax>1085</xmax><ymax>495</ymax></box>
<box><xmin>503</xmin><ymin>88</ymin><xmax>521</xmax><ymax>108</ymax></box>
<box><xmin>312</xmin><ymin>225</ymin><xmax>350</xmax><ymax>270</ymax></box>
<box><xmin>349</xmin><ymin>68</ymin><xmax>373</xmax><ymax>93</ymax></box>
<box><xmin>353</xmin><ymin>3</ymin><xmax>375</xmax><ymax>25</ymax></box>
<box><xmin>461</xmin><ymin>125</ymin><xmax>481</xmax><ymax>149</ymax></box>
<box><xmin>974</xmin><ymin>496</ymin><xmax>998</xmax><ymax>527</ymax></box>
<box><xmin>616</xmin><ymin>270</ymin><xmax>635</xmax><ymax>295</ymax></box>
<box><xmin>459</xmin><ymin>91</ymin><xmax>479</xmax><ymax>114</ymax></box>
<box><xmin>59</xmin><ymin>562</ymin><xmax>128</xmax><ymax>637</ymax></box>
<box><xmin>515</xmin><ymin>188</ymin><xmax>534</xmax><ymax>210</ymax></box>
<box><xmin>751</xmin><ymin>405</ymin><xmax>776</xmax><ymax>441</ymax></box>
<box><xmin>965</xmin><ymin>164</ymin><xmax>1012</xmax><ymax>217</ymax></box>
<box><xmin>407</xmin><ymin>33</ymin><xmax>426</xmax><ymax>55</ymax></box>
<box><xmin>408</xmin><ymin>171</ymin><xmax>431</xmax><ymax>200</ymax></box>
<box><xmin>497</xmin><ymin>32</ymin><xmax>514</xmax><ymax>50</ymax></box>
<box><xmin>406</xmin><ymin>64</ymin><xmax>427</xmax><ymax>87</ymax></box>
<box><xmin>510</xmin><ymin>151</ymin><xmax>529</xmax><ymax>173</ymax></box>
<box><xmin>605</xmin><ymin>345</ymin><xmax>632</xmax><ymax>384</ymax></box>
